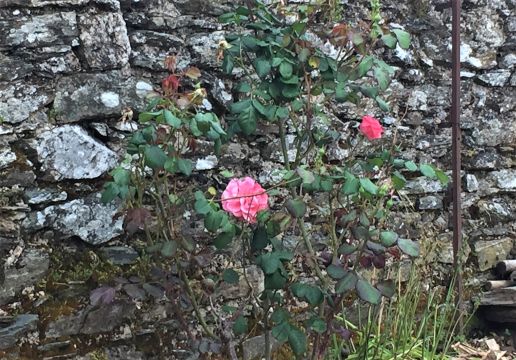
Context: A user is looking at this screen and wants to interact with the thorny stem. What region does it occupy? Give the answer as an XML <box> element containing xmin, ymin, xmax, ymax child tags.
<box><xmin>178</xmin><ymin>267</ymin><xmax>217</xmax><ymax>339</ymax></box>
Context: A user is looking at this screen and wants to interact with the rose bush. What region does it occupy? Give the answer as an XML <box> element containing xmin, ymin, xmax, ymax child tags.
<box><xmin>221</xmin><ymin>177</ymin><xmax>268</xmax><ymax>223</ymax></box>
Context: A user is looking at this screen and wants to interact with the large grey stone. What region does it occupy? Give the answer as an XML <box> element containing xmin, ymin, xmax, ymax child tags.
<box><xmin>0</xmin><ymin>81</ymin><xmax>51</xmax><ymax>124</ymax></box>
<box><xmin>490</xmin><ymin>170</ymin><xmax>516</xmax><ymax>190</ymax></box>
<box><xmin>0</xmin><ymin>249</ymin><xmax>49</xmax><ymax>305</ymax></box>
<box><xmin>477</xmin><ymin>70</ymin><xmax>512</xmax><ymax>87</ymax></box>
<box><xmin>53</xmin><ymin>71</ymin><xmax>152</xmax><ymax>123</ymax></box>
<box><xmin>129</xmin><ymin>30</ymin><xmax>189</xmax><ymax>71</ymax></box>
<box><xmin>46</xmin><ymin>301</ymin><xmax>135</xmax><ymax>338</ymax></box>
<box><xmin>474</xmin><ymin>238</ymin><xmax>514</xmax><ymax>271</ymax></box>
<box><xmin>78</xmin><ymin>10</ymin><xmax>130</xmax><ymax>70</ymax></box>
<box><xmin>0</xmin><ymin>149</ymin><xmax>16</xmax><ymax>170</ymax></box>
<box><xmin>0</xmin><ymin>12</ymin><xmax>78</xmax><ymax>49</ymax></box>
<box><xmin>0</xmin><ymin>0</ymin><xmax>120</xmax><ymax>9</ymax></box>
<box><xmin>22</xmin><ymin>194</ymin><xmax>123</xmax><ymax>245</ymax></box>
<box><xmin>36</xmin><ymin>125</ymin><xmax>118</xmax><ymax>180</ymax></box>
<box><xmin>0</xmin><ymin>314</ymin><xmax>38</xmax><ymax>350</ymax></box>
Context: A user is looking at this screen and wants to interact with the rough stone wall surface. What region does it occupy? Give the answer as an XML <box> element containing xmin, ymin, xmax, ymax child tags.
<box><xmin>0</xmin><ymin>0</ymin><xmax>514</xmax><ymax>358</ymax></box>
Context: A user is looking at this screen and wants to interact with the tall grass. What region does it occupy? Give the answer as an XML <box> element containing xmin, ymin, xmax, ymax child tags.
<box><xmin>327</xmin><ymin>259</ymin><xmax>470</xmax><ymax>360</ymax></box>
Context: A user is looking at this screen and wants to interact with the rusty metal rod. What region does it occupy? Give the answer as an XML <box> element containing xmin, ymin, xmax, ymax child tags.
<box><xmin>451</xmin><ymin>0</ymin><xmax>463</xmax><ymax>327</ymax></box>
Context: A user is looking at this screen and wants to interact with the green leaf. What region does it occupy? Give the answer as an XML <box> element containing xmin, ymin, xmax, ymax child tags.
<box><xmin>285</xmin><ymin>198</ymin><xmax>306</xmax><ymax>218</ymax></box>
<box><xmin>298</xmin><ymin>48</ymin><xmax>310</xmax><ymax>62</ymax></box>
<box><xmin>342</xmin><ymin>176</ymin><xmax>360</xmax><ymax>195</ymax></box>
<box><xmin>291</xmin><ymin>283</ymin><xmax>323</xmax><ymax>306</ymax></box>
<box><xmin>176</xmin><ymin>158</ymin><xmax>193</xmax><ymax>176</ymax></box>
<box><xmin>376</xmin><ymin>97</ymin><xmax>390</xmax><ymax>112</ymax></box>
<box><xmin>204</xmin><ymin>211</ymin><xmax>224</xmax><ymax>232</ymax></box>
<box><xmin>420</xmin><ymin>164</ymin><xmax>436</xmax><ymax>178</ymax></box>
<box><xmin>222</xmin><ymin>53</ymin><xmax>234</xmax><ymax>74</ymax></box>
<box><xmin>265</xmin><ymin>270</ymin><xmax>287</xmax><ymax>290</ymax></box>
<box><xmin>144</xmin><ymin>145</ymin><xmax>167</xmax><ymax>169</ymax></box>
<box><xmin>214</xmin><ymin>227</ymin><xmax>236</xmax><ymax>249</ymax></box>
<box><xmin>335</xmin><ymin>271</ymin><xmax>358</xmax><ymax>294</ymax></box>
<box><xmin>360</xmin><ymin>178</ymin><xmax>378</xmax><ymax>195</ymax></box>
<box><xmin>392</xmin><ymin>171</ymin><xmax>407</xmax><ymax>190</ymax></box>
<box><xmin>397</xmin><ymin>238</ymin><xmax>420</xmax><ymax>257</ymax></box>
<box><xmin>288</xmin><ymin>326</ymin><xmax>307</xmax><ymax>357</ymax></box>
<box><xmin>327</xmin><ymin>265</ymin><xmax>347</xmax><ymax>280</ymax></box>
<box><xmin>381</xmin><ymin>33</ymin><xmax>397</xmax><ymax>48</ymax></box>
<box><xmin>356</xmin><ymin>279</ymin><xmax>381</xmax><ymax>304</ymax></box>
<box><xmin>194</xmin><ymin>191</ymin><xmax>212</xmax><ymax>215</ymax></box>
<box><xmin>235</xmin><ymin>81</ymin><xmax>252</xmax><ymax>93</ymax></box>
<box><xmin>232</xmin><ymin>315</ymin><xmax>248</xmax><ymax>336</ymax></box>
<box><xmin>338</xmin><ymin>243</ymin><xmax>357</xmax><ymax>256</ymax></box>
<box><xmin>374</xmin><ymin>67</ymin><xmax>390</xmax><ymax>90</ymax></box>
<box><xmin>238</xmin><ymin>106</ymin><xmax>257</xmax><ymax>135</ymax></box>
<box><xmin>297</xmin><ymin>167</ymin><xmax>315</xmax><ymax>184</ymax></box>
<box><xmin>360</xmin><ymin>86</ymin><xmax>379</xmax><ymax>99</ymax></box>
<box><xmin>101</xmin><ymin>182</ymin><xmax>119</xmax><ymax>203</ymax></box>
<box><xmin>358</xmin><ymin>56</ymin><xmax>373</xmax><ymax>77</ymax></box>
<box><xmin>161</xmin><ymin>241</ymin><xmax>178</xmax><ymax>257</ymax></box>
<box><xmin>404</xmin><ymin>161</ymin><xmax>418</xmax><ymax>171</ymax></box>
<box><xmin>307</xmin><ymin>316</ymin><xmax>327</xmax><ymax>334</ymax></box>
<box><xmin>222</xmin><ymin>268</ymin><xmax>239</xmax><ymax>284</ymax></box>
<box><xmin>380</xmin><ymin>231</ymin><xmax>398</xmax><ymax>247</ymax></box>
<box><xmin>230</xmin><ymin>99</ymin><xmax>252</xmax><ymax>114</ymax></box>
<box><xmin>281</xmin><ymin>84</ymin><xmax>300</xmax><ymax>98</ymax></box>
<box><xmin>254</xmin><ymin>58</ymin><xmax>271</xmax><ymax>78</ymax></box>
<box><xmin>252</xmin><ymin>226</ymin><xmax>269</xmax><ymax>251</ymax></box>
<box><xmin>436</xmin><ymin>169</ymin><xmax>449</xmax><ymax>185</ymax></box>
<box><xmin>376</xmin><ymin>280</ymin><xmax>396</xmax><ymax>298</ymax></box>
<box><xmin>279</xmin><ymin>62</ymin><xmax>293</xmax><ymax>78</ymax></box>
<box><xmin>164</xmin><ymin>110</ymin><xmax>181</xmax><ymax>128</ymax></box>
<box><xmin>272</xmin><ymin>322</ymin><xmax>290</xmax><ymax>342</ymax></box>
<box><xmin>111</xmin><ymin>167</ymin><xmax>131</xmax><ymax>186</ymax></box>
<box><xmin>271</xmin><ymin>308</ymin><xmax>290</xmax><ymax>323</ymax></box>
<box><xmin>259</xmin><ymin>252</ymin><xmax>282</xmax><ymax>274</ymax></box>
<box><xmin>392</xmin><ymin>29</ymin><xmax>411</xmax><ymax>49</ymax></box>
<box><xmin>138</xmin><ymin>111</ymin><xmax>162</xmax><ymax>123</ymax></box>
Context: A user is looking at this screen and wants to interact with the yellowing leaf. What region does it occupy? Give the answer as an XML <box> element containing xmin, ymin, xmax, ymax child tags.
<box><xmin>208</xmin><ymin>186</ymin><xmax>217</xmax><ymax>196</ymax></box>
<box><xmin>308</xmin><ymin>56</ymin><xmax>320</xmax><ymax>69</ymax></box>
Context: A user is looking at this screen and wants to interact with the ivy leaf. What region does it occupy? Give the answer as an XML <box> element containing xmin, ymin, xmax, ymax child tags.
<box><xmin>101</xmin><ymin>182</ymin><xmax>119</xmax><ymax>204</ymax></box>
<box><xmin>144</xmin><ymin>145</ymin><xmax>167</xmax><ymax>169</ymax></box>
<box><xmin>420</xmin><ymin>164</ymin><xmax>436</xmax><ymax>178</ymax></box>
<box><xmin>397</xmin><ymin>238</ymin><xmax>420</xmax><ymax>257</ymax></box>
<box><xmin>335</xmin><ymin>271</ymin><xmax>357</xmax><ymax>294</ymax></box>
<box><xmin>232</xmin><ymin>315</ymin><xmax>248</xmax><ymax>336</ymax></box>
<box><xmin>222</xmin><ymin>269</ymin><xmax>239</xmax><ymax>284</ymax></box>
<box><xmin>285</xmin><ymin>198</ymin><xmax>306</xmax><ymax>218</ymax></box>
<box><xmin>392</xmin><ymin>29</ymin><xmax>411</xmax><ymax>49</ymax></box>
<box><xmin>356</xmin><ymin>279</ymin><xmax>381</xmax><ymax>304</ymax></box>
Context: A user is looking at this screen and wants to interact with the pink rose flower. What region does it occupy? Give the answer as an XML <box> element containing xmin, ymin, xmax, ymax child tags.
<box><xmin>359</xmin><ymin>115</ymin><xmax>384</xmax><ymax>140</ymax></box>
<box><xmin>221</xmin><ymin>177</ymin><xmax>268</xmax><ymax>223</ymax></box>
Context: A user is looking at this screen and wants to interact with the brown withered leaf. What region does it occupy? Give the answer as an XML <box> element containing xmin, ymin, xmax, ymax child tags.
<box><xmin>124</xmin><ymin>208</ymin><xmax>152</xmax><ymax>235</ymax></box>
<box><xmin>184</xmin><ymin>66</ymin><xmax>201</xmax><ymax>80</ymax></box>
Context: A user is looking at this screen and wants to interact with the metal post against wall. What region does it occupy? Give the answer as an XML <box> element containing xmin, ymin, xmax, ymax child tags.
<box><xmin>451</xmin><ymin>0</ymin><xmax>463</xmax><ymax>320</ymax></box>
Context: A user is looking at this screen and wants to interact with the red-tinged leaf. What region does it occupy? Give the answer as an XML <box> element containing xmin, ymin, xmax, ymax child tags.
<box><xmin>90</xmin><ymin>286</ymin><xmax>116</xmax><ymax>306</ymax></box>
<box><xmin>162</xmin><ymin>74</ymin><xmax>180</xmax><ymax>93</ymax></box>
<box><xmin>124</xmin><ymin>208</ymin><xmax>152</xmax><ymax>235</ymax></box>
<box><xmin>184</xmin><ymin>66</ymin><xmax>201</xmax><ymax>80</ymax></box>
<box><xmin>372</xmin><ymin>254</ymin><xmax>386</xmax><ymax>269</ymax></box>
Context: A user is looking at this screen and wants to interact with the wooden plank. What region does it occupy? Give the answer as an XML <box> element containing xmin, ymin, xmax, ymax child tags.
<box><xmin>480</xmin><ymin>287</ymin><xmax>516</xmax><ymax>306</ymax></box>
<box><xmin>496</xmin><ymin>260</ymin><xmax>516</xmax><ymax>276</ymax></box>
<box><xmin>483</xmin><ymin>280</ymin><xmax>515</xmax><ymax>291</ymax></box>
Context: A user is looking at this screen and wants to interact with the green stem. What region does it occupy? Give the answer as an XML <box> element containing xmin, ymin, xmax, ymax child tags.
<box><xmin>179</xmin><ymin>268</ymin><xmax>217</xmax><ymax>339</ymax></box>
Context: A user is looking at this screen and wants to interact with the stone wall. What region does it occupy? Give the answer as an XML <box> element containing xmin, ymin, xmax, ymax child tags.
<box><xmin>0</xmin><ymin>0</ymin><xmax>514</xmax><ymax>358</ymax></box>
